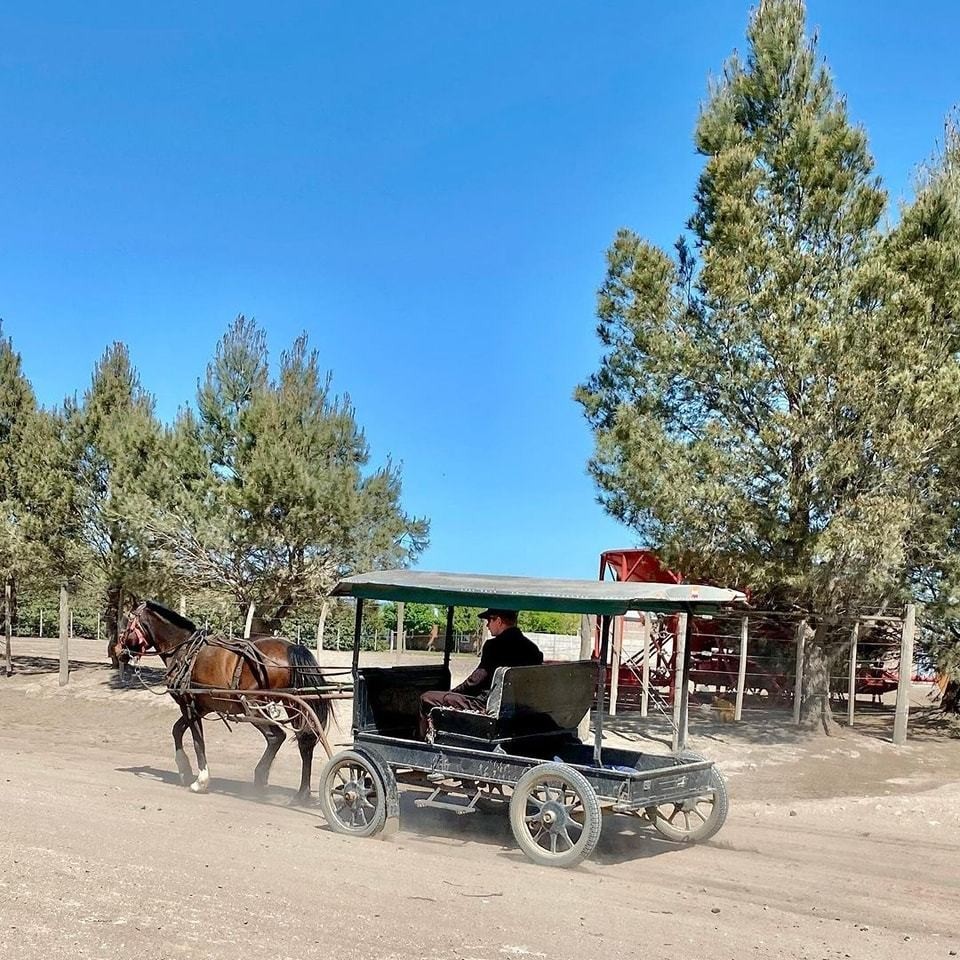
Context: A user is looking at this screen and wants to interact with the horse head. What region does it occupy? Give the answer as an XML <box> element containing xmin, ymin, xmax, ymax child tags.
<box><xmin>116</xmin><ymin>602</ymin><xmax>155</xmax><ymax>660</ymax></box>
<box><xmin>117</xmin><ymin>600</ymin><xmax>197</xmax><ymax>660</ymax></box>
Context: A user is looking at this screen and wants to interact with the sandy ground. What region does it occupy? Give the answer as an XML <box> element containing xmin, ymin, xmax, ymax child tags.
<box><xmin>1</xmin><ymin>638</ymin><xmax>959</xmax><ymax>960</ymax></box>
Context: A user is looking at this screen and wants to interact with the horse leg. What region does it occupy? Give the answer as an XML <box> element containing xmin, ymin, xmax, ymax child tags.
<box><xmin>254</xmin><ymin>721</ymin><xmax>286</xmax><ymax>789</ymax></box>
<box><xmin>187</xmin><ymin>716</ymin><xmax>210</xmax><ymax>794</ymax></box>
<box><xmin>292</xmin><ymin>727</ymin><xmax>319</xmax><ymax>805</ymax></box>
<box><xmin>172</xmin><ymin>713</ymin><xmax>194</xmax><ymax>786</ymax></box>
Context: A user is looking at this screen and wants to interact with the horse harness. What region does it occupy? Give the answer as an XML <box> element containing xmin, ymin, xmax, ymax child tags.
<box><xmin>163</xmin><ymin>631</ymin><xmax>272</xmax><ymax>694</ymax></box>
<box><xmin>126</xmin><ymin>610</ymin><xmax>271</xmax><ymax>694</ymax></box>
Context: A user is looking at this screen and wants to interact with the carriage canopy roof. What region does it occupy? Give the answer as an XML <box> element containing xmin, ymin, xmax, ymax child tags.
<box><xmin>331</xmin><ymin>569</ymin><xmax>746</xmax><ymax>615</ymax></box>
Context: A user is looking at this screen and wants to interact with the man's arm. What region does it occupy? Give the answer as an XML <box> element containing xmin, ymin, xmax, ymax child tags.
<box><xmin>451</xmin><ymin>665</ymin><xmax>491</xmax><ymax>696</ymax></box>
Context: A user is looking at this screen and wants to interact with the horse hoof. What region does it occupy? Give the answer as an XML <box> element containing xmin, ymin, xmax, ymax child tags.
<box><xmin>289</xmin><ymin>792</ymin><xmax>310</xmax><ymax>807</ymax></box>
<box><xmin>190</xmin><ymin>769</ymin><xmax>210</xmax><ymax>794</ymax></box>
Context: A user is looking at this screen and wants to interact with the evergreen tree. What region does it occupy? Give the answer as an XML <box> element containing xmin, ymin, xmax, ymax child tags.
<box><xmin>152</xmin><ymin>316</ymin><xmax>428</xmax><ymax>631</ymax></box>
<box><xmin>69</xmin><ymin>342</ymin><xmax>164</xmax><ymax>656</ymax></box>
<box><xmin>0</xmin><ymin>324</ymin><xmax>38</xmax><ymax>665</ymax></box>
<box><xmin>888</xmin><ymin>118</ymin><xmax>960</xmax><ymax>709</ymax></box>
<box><xmin>576</xmin><ymin>1</ymin><xmax>960</xmax><ymax>730</ymax></box>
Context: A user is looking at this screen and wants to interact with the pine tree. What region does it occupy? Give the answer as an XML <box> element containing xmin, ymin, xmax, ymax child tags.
<box><xmin>576</xmin><ymin>1</ymin><xmax>960</xmax><ymax>731</ymax></box>
<box><xmin>69</xmin><ymin>342</ymin><xmax>165</xmax><ymax>657</ymax></box>
<box><xmin>0</xmin><ymin>324</ymin><xmax>38</xmax><ymax>670</ymax></box>
<box><xmin>888</xmin><ymin>117</ymin><xmax>960</xmax><ymax>710</ymax></box>
<box><xmin>152</xmin><ymin>316</ymin><xmax>428</xmax><ymax>631</ymax></box>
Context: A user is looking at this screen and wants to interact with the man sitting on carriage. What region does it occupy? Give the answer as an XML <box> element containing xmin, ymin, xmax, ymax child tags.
<box><xmin>418</xmin><ymin>608</ymin><xmax>543</xmax><ymax>739</ymax></box>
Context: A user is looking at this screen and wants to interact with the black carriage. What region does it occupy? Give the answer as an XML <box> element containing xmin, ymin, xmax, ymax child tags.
<box><xmin>320</xmin><ymin>570</ymin><xmax>745</xmax><ymax>868</ymax></box>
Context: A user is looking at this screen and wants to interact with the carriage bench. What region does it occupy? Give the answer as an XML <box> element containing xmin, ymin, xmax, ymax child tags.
<box><xmin>428</xmin><ymin>659</ymin><xmax>596</xmax><ymax>752</ymax></box>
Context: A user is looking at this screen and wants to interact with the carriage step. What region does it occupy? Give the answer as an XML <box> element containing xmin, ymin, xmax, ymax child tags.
<box><xmin>415</xmin><ymin>787</ymin><xmax>479</xmax><ymax>815</ymax></box>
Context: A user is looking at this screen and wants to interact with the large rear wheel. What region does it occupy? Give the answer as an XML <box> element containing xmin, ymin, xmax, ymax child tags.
<box><xmin>318</xmin><ymin>750</ymin><xmax>387</xmax><ymax>838</ymax></box>
<box><xmin>509</xmin><ymin>762</ymin><xmax>601</xmax><ymax>868</ymax></box>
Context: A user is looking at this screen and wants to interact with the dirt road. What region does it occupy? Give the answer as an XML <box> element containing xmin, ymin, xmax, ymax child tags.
<box><xmin>1</xmin><ymin>644</ymin><xmax>959</xmax><ymax>960</ymax></box>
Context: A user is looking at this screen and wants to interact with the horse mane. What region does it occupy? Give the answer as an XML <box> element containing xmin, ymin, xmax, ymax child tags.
<box><xmin>144</xmin><ymin>600</ymin><xmax>197</xmax><ymax>633</ymax></box>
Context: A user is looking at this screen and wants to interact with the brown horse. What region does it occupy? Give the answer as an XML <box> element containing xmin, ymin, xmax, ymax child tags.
<box><xmin>116</xmin><ymin>600</ymin><xmax>331</xmax><ymax>803</ymax></box>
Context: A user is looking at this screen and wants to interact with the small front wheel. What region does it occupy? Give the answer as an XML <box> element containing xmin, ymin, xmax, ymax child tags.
<box><xmin>509</xmin><ymin>762</ymin><xmax>601</xmax><ymax>868</ymax></box>
<box><xmin>318</xmin><ymin>750</ymin><xmax>387</xmax><ymax>838</ymax></box>
<box><xmin>647</xmin><ymin>756</ymin><xmax>728</xmax><ymax>843</ymax></box>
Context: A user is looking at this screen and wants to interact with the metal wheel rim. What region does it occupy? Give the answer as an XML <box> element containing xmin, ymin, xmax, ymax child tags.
<box><xmin>328</xmin><ymin>761</ymin><xmax>380</xmax><ymax>830</ymax></box>
<box><xmin>519</xmin><ymin>777</ymin><xmax>589</xmax><ymax>857</ymax></box>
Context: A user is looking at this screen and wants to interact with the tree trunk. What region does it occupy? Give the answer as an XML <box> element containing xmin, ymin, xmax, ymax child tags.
<box><xmin>106</xmin><ymin>584</ymin><xmax>122</xmax><ymax>668</ymax></box>
<box><xmin>942</xmin><ymin>680</ymin><xmax>959</xmax><ymax>714</ymax></box>
<box><xmin>799</xmin><ymin>622</ymin><xmax>840</xmax><ymax>735</ymax></box>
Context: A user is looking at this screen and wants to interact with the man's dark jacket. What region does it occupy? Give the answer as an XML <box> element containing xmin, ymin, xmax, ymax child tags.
<box><xmin>452</xmin><ymin>626</ymin><xmax>543</xmax><ymax>698</ymax></box>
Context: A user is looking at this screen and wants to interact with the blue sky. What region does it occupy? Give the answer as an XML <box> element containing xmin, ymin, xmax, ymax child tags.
<box><xmin>2</xmin><ymin>1</ymin><xmax>958</xmax><ymax>580</ymax></box>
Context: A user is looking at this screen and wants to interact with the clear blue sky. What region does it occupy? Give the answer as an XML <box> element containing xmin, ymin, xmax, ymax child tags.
<box><xmin>2</xmin><ymin>2</ymin><xmax>958</xmax><ymax>580</ymax></box>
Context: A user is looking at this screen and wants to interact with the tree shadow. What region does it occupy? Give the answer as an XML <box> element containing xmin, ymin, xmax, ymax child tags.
<box><xmin>596</xmin><ymin>699</ymin><xmax>958</xmax><ymax>747</ymax></box>
<box><xmin>2</xmin><ymin>655</ymin><xmax>116</xmax><ymax>677</ymax></box>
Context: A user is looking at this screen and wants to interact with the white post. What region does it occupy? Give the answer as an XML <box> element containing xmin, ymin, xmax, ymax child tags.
<box><xmin>792</xmin><ymin>620</ymin><xmax>807</xmax><ymax>725</ymax></box>
<box><xmin>609</xmin><ymin>616</ymin><xmax>622</xmax><ymax>716</ymax></box>
<box><xmin>179</xmin><ymin>595</ymin><xmax>187</xmax><ymax>617</ymax></box>
<box><xmin>640</xmin><ymin>614</ymin><xmax>651</xmax><ymax>718</ymax></box>
<box><xmin>847</xmin><ymin>621</ymin><xmax>860</xmax><ymax>727</ymax></box>
<box><xmin>39</xmin><ymin>608</ymin><xmax>44</xmax><ymax>638</ymax></box>
<box><xmin>396</xmin><ymin>602</ymin><xmax>405</xmax><ymax>655</ymax></box>
<box><xmin>96</xmin><ymin>611</ymin><xmax>101</xmax><ymax>642</ymax></box>
<box><xmin>892</xmin><ymin>605</ymin><xmax>917</xmax><ymax>746</ymax></box>
<box><xmin>735</xmin><ymin>616</ymin><xmax>749</xmax><ymax>721</ymax></box>
<box><xmin>317</xmin><ymin>600</ymin><xmax>329</xmax><ymax>651</ymax></box>
<box><xmin>671</xmin><ymin>613</ymin><xmax>688</xmax><ymax>753</ymax></box>
<box><xmin>243</xmin><ymin>602</ymin><xmax>255</xmax><ymax>639</ymax></box>
<box><xmin>58</xmin><ymin>584</ymin><xmax>70</xmax><ymax>686</ymax></box>
<box><xmin>577</xmin><ymin>615</ymin><xmax>595</xmax><ymax>742</ymax></box>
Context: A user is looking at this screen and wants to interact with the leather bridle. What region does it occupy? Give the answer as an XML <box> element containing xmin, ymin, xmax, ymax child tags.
<box><xmin>120</xmin><ymin>607</ymin><xmax>157</xmax><ymax>658</ymax></box>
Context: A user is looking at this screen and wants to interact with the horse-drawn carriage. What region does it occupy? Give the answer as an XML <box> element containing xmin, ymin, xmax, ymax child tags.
<box><xmin>320</xmin><ymin>569</ymin><xmax>746</xmax><ymax>867</ymax></box>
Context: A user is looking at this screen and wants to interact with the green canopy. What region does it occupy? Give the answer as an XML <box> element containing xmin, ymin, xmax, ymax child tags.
<box><xmin>331</xmin><ymin>569</ymin><xmax>746</xmax><ymax>615</ymax></box>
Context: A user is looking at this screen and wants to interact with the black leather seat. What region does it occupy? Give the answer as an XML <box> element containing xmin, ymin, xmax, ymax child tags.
<box><xmin>429</xmin><ymin>660</ymin><xmax>596</xmax><ymax>751</ymax></box>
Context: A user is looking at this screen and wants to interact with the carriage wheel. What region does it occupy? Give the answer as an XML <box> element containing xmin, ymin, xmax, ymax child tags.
<box><xmin>646</xmin><ymin>754</ymin><xmax>729</xmax><ymax>843</ymax></box>
<box><xmin>318</xmin><ymin>750</ymin><xmax>387</xmax><ymax>838</ymax></box>
<box><xmin>508</xmin><ymin>762</ymin><xmax>601</xmax><ymax>868</ymax></box>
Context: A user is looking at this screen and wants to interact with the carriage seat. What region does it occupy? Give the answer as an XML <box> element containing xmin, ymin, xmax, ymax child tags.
<box><xmin>429</xmin><ymin>660</ymin><xmax>596</xmax><ymax>749</ymax></box>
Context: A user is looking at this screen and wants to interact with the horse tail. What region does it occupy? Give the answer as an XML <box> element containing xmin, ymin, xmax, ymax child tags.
<box><xmin>287</xmin><ymin>642</ymin><xmax>331</xmax><ymax>731</ymax></box>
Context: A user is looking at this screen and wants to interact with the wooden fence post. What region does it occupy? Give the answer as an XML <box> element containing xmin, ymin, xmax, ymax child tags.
<box><xmin>396</xmin><ymin>602</ymin><xmax>405</xmax><ymax>655</ymax></box>
<box><xmin>59</xmin><ymin>584</ymin><xmax>70</xmax><ymax>686</ymax></box>
<box><xmin>243</xmin><ymin>602</ymin><xmax>255</xmax><ymax>639</ymax></box>
<box><xmin>792</xmin><ymin>619</ymin><xmax>807</xmax><ymax>725</ymax></box>
<box><xmin>735</xmin><ymin>616</ymin><xmax>749</xmax><ymax>721</ymax></box>
<box><xmin>4</xmin><ymin>578</ymin><xmax>12</xmax><ymax>677</ymax></box>
<box><xmin>847</xmin><ymin>621</ymin><xmax>860</xmax><ymax>727</ymax></box>
<box><xmin>892</xmin><ymin>604</ymin><xmax>917</xmax><ymax>746</ymax></box>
